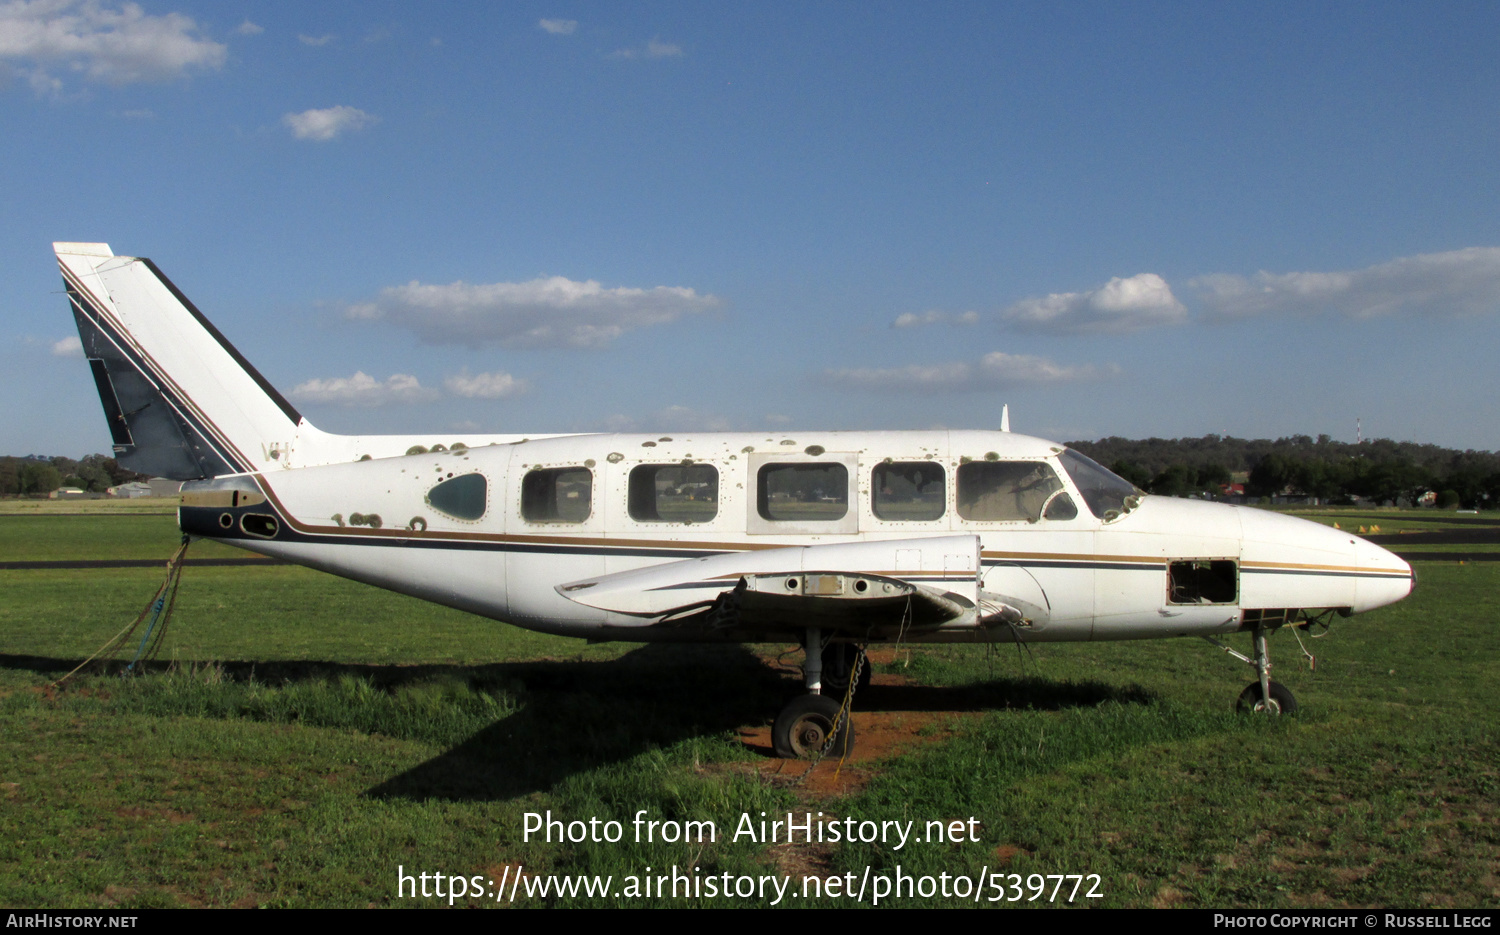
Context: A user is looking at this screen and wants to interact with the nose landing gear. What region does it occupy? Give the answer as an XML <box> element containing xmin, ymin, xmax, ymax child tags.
<box><xmin>1204</xmin><ymin>625</ymin><xmax>1299</xmax><ymax>716</ymax></box>
<box><xmin>1236</xmin><ymin>679</ymin><xmax>1298</xmax><ymax>715</ymax></box>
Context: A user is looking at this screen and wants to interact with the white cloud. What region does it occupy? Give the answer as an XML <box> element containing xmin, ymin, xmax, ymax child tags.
<box><xmin>283</xmin><ymin>105</ymin><xmax>375</xmax><ymax>141</ymax></box>
<box><xmin>289</xmin><ymin>371</ymin><xmax>439</xmax><ymax>407</ymax></box>
<box><xmin>538</xmin><ymin>18</ymin><xmax>576</xmax><ymax>35</ymax></box>
<box><xmin>0</xmin><ymin>0</ymin><xmax>226</xmax><ymax>90</ymax></box>
<box><xmin>1191</xmin><ymin>247</ymin><xmax>1500</xmax><ymax>320</ymax></box>
<box><xmin>654</xmin><ymin>404</ymin><xmax>731</xmax><ymax>431</ymax></box>
<box><xmin>825</xmin><ymin>351</ymin><xmax>1114</xmax><ymax>393</ymax></box>
<box><xmin>646</xmin><ymin>38</ymin><xmax>681</xmax><ymax>57</ymax></box>
<box><xmin>234</xmin><ymin>19</ymin><xmax>261</xmax><ymax>36</ymax></box>
<box><xmin>892</xmin><ymin>309</ymin><xmax>981</xmax><ymax>328</ymax></box>
<box><xmin>611</xmin><ymin>36</ymin><xmax>683</xmax><ymax>59</ymax></box>
<box><xmin>50</xmin><ymin>335</ymin><xmax>82</xmax><ymax>357</ymax></box>
<box><xmin>347</xmin><ymin>275</ymin><xmax>721</xmax><ymax>349</ymax></box>
<box><xmin>596</xmin><ymin>405</ymin><xmax>732</xmax><ymax>433</ymax></box>
<box><xmin>297</xmin><ymin>33</ymin><xmax>331</xmax><ymax>46</ymax></box>
<box><xmin>1000</xmin><ymin>273</ymin><xmax>1186</xmax><ymax>335</ymax></box>
<box><xmin>443</xmin><ymin>370</ymin><xmax>529</xmax><ymax>399</ymax></box>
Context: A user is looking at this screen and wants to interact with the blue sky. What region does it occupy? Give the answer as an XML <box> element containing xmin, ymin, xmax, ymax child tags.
<box><xmin>4</xmin><ymin>1</ymin><xmax>1499</xmax><ymax>458</ymax></box>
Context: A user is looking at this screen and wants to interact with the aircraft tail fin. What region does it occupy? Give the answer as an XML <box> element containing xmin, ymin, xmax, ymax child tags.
<box><xmin>55</xmin><ymin>242</ymin><xmax>304</xmax><ymax>480</ymax></box>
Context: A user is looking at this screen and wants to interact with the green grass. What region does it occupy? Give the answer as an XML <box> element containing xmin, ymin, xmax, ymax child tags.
<box><xmin>0</xmin><ymin>497</ymin><xmax>180</xmax><ymax>516</ymax></box>
<box><xmin>1</xmin><ymin>510</ymin><xmax>1497</xmax><ymax>908</ymax></box>
<box><xmin>1285</xmin><ymin>507</ymin><xmax>1500</xmax><ymax>534</ymax></box>
<box><xmin>0</xmin><ymin>513</ymin><xmax>246</xmax><ymax>562</ymax></box>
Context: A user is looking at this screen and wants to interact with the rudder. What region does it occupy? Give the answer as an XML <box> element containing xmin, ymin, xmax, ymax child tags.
<box><xmin>56</xmin><ymin>242</ymin><xmax>303</xmax><ymax>480</ymax></box>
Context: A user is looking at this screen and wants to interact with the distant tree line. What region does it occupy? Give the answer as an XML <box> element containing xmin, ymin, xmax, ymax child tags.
<box><xmin>6</xmin><ymin>437</ymin><xmax>1500</xmax><ymax>509</ymax></box>
<box><xmin>1067</xmin><ymin>434</ymin><xmax>1500</xmax><ymax>509</ymax></box>
<box><xmin>0</xmin><ymin>455</ymin><xmax>145</xmax><ymax>497</ymax></box>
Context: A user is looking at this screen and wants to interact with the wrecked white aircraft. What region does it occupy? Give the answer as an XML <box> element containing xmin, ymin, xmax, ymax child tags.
<box><xmin>56</xmin><ymin>243</ymin><xmax>1414</xmax><ymax>757</ymax></box>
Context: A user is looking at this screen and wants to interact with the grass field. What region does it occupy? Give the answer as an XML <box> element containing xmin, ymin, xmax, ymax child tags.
<box><xmin>1</xmin><ymin>502</ymin><xmax>1497</xmax><ymax>908</ymax></box>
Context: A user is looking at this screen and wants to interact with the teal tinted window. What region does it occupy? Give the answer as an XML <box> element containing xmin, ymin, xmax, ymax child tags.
<box><xmin>426</xmin><ymin>472</ymin><xmax>487</xmax><ymax>520</ymax></box>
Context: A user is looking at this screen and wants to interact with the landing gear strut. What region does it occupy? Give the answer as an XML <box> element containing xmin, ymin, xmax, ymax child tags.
<box><xmin>820</xmin><ymin>642</ymin><xmax>871</xmax><ymax>695</ymax></box>
<box><xmin>771</xmin><ymin>627</ymin><xmax>859</xmax><ymax>759</ymax></box>
<box><xmin>1203</xmin><ymin>626</ymin><xmax>1299</xmax><ymax>715</ymax></box>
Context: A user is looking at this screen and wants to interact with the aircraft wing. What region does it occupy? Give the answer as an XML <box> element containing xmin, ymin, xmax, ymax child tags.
<box><xmin>556</xmin><ymin>535</ymin><xmax>1046</xmax><ymax>635</ymax></box>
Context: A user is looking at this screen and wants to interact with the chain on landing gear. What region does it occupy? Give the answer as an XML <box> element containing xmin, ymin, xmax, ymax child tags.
<box><xmin>772</xmin><ymin>627</ymin><xmax>866</xmax><ymax>768</ymax></box>
<box><xmin>1202</xmin><ymin>625</ymin><xmax>1299</xmax><ymax>715</ymax></box>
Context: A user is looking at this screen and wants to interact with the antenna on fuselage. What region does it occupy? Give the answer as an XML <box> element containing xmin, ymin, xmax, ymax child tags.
<box><xmin>1000</xmin><ymin>404</ymin><xmax>1010</xmax><ymax>432</ymax></box>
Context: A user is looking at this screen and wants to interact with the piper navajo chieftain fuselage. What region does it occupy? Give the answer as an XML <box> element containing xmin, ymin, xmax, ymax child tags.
<box><xmin>55</xmin><ymin>242</ymin><xmax>1415</xmax><ymax>757</ymax></box>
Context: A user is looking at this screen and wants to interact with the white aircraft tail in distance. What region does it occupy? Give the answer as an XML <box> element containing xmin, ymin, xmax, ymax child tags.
<box><xmin>55</xmin><ymin>242</ymin><xmax>1415</xmax><ymax>758</ymax></box>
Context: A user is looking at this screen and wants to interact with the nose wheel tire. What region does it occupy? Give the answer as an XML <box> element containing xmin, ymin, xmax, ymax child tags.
<box><xmin>1236</xmin><ymin>680</ymin><xmax>1298</xmax><ymax>715</ymax></box>
<box><xmin>773</xmin><ymin>694</ymin><xmax>854</xmax><ymax>759</ymax></box>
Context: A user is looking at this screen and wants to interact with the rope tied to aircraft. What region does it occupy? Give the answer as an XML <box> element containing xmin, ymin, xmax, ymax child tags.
<box><xmin>51</xmin><ymin>536</ymin><xmax>192</xmax><ymax>688</ymax></box>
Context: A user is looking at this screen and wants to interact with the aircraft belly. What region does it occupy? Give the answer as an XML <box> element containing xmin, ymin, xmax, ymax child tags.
<box><xmin>236</xmin><ymin>540</ymin><xmax>499</xmax><ymax>615</ymax></box>
<box><xmin>506</xmin><ymin>551</ymin><xmax>608</xmax><ymax>634</ymax></box>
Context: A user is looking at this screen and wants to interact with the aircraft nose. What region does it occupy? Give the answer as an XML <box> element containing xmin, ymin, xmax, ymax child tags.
<box><xmin>1351</xmin><ymin>536</ymin><xmax>1414</xmax><ymax>613</ymax></box>
<box><xmin>1236</xmin><ymin>507</ymin><xmax>1414</xmax><ymax>617</ymax></box>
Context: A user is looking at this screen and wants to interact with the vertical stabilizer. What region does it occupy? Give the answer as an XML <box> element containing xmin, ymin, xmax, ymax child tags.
<box><xmin>56</xmin><ymin>243</ymin><xmax>304</xmax><ymax>480</ymax></box>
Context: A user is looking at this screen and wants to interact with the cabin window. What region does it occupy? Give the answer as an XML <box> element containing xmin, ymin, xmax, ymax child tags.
<box><xmin>521</xmin><ymin>467</ymin><xmax>592</xmax><ymax>523</ymax></box>
<box><xmin>1168</xmin><ymin>560</ymin><xmax>1238</xmax><ymax>605</ymax></box>
<box><xmin>872</xmin><ymin>462</ymin><xmax>945</xmax><ymax>521</ymax></box>
<box><xmin>425</xmin><ymin>472</ymin><xmax>487</xmax><ymax>521</ymax></box>
<box><xmin>757</xmin><ymin>463</ymin><xmax>848</xmax><ymax>522</ymax></box>
<box><xmin>629</xmin><ymin>464</ymin><xmax>718</xmax><ymax>523</ymax></box>
<box><xmin>956</xmin><ymin>461</ymin><xmax>1066</xmax><ymax>522</ymax></box>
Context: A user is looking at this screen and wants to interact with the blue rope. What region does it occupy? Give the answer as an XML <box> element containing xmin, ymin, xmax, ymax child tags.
<box><xmin>124</xmin><ymin>593</ymin><xmax>168</xmax><ymax>673</ymax></box>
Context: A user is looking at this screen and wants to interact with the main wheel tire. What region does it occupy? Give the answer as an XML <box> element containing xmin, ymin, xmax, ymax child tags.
<box><xmin>819</xmin><ymin>643</ymin><xmax>872</xmax><ymax>694</ymax></box>
<box><xmin>1236</xmin><ymin>680</ymin><xmax>1298</xmax><ymax>715</ymax></box>
<box><xmin>772</xmin><ymin>694</ymin><xmax>854</xmax><ymax>759</ymax></box>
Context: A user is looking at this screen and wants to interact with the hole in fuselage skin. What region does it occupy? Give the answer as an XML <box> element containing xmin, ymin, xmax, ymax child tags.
<box><xmin>785</xmin><ymin>577</ymin><xmax>800</xmax><ymax>590</ymax></box>
<box><xmin>240</xmin><ymin>514</ymin><xmax>279</xmax><ymax>538</ymax></box>
<box><xmin>218</xmin><ymin>512</ymin><xmax>233</xmax><ymax>529</ymax></box>
<box><xmin>854</xmin><ymin>579</ymin><xmax>868</xmax><ymax>593</ymax></box>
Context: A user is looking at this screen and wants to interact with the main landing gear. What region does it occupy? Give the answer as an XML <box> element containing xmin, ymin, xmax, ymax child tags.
<box><xmin>771</xmin><ymin>627</ymin><xmax>862</xmax><ymax>759</ymax></box>
<box><xmin>773</xmin><ymin>694</ymin><xmax>851</xmax><ymax>759</ymax></box>
<box><xmin>1204</xmin><ymin>626</ymin><xmax>1299</xmax><ymax>715</ymax></box>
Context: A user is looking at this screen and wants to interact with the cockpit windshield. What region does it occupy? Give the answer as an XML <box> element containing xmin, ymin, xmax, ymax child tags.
<box><xmin>1058</xmin><ymin>449</ymin><xmax>1144</xmax><ymax>522</ymax></box>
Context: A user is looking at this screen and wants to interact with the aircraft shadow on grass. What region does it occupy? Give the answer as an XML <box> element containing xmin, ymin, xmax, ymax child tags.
<box><xmin>1</xmin><ymin>647</ymin><xmax>1155</xmax><ymax>801</ymax></box>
